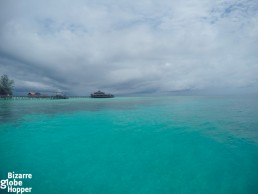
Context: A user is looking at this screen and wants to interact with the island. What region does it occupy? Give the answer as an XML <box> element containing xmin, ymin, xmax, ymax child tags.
<box><xmin>90</xmin><ymin>91</ymin><xmax>114</xmax><ymax>98</ymax></box>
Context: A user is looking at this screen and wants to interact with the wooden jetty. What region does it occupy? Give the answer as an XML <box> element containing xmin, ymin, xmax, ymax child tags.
<box><xmin>0</xmin><ymin>95</ymin><xmax>90</xmax><ymax>100</ymax></box>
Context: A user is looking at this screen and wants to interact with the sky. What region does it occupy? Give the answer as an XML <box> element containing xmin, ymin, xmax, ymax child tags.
<box><xmin>0</xmin><ymin>0</ymin><xmax>258</xmax><ymax>95</ymax></box>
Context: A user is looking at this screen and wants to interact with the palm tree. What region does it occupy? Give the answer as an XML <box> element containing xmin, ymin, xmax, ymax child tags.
<box><xmin>0</xmin><ymin>74</ymin><xmax>14</xmax><ymax>96</ymax></box>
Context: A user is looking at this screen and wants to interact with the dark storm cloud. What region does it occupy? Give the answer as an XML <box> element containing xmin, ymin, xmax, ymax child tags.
<box><xmin>0</xmin><ymin>0</ymin><xmax>258</xmax><ymax>95</ymax></box>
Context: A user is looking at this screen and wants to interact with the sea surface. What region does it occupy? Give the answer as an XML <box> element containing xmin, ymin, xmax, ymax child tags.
<box><xmin>0</xmin><ymin>96</ymin><xmax>258</xmax><ymax>194</ymax></box>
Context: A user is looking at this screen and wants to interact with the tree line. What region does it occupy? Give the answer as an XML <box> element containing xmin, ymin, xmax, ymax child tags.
<box><xmin>0</xmin><ymin>74</ymin><xmax>14</xmax><ymax>96</ymax></box>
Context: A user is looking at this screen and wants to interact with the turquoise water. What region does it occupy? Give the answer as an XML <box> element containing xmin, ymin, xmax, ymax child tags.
<box><xmin>0</xmin><ymin>96</ymin><xmax>258</xmax><ymax>194</ymax></box>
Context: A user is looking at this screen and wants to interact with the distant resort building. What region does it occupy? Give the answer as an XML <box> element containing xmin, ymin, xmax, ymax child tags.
<box><xmin>28</xmin><ymin>92</ymin><xmax>48</xmax><ymax>98</ymax></box>
<box><xmin>91</xmin><ymin>91</ymin><xmax>114</xmax><ymax>98</ymax></box>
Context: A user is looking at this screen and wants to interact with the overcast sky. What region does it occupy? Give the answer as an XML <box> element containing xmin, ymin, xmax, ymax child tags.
<box><xmin>0</xmin><ymin>0</ymin><xmax>258</xmax><ymax>95</ymax></box>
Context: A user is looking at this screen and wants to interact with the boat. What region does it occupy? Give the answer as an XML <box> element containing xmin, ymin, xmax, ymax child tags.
<box><xmin>91</xmin><ymin>91</ymin><xmax>114</xmax><ymax>98</ymax></box>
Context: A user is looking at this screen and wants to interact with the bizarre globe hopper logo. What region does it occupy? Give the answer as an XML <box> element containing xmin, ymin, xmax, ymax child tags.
<box><xmin>0</xmin><ymin>172</ymin><xmax>32</xmax><ymax>194</ymax></box>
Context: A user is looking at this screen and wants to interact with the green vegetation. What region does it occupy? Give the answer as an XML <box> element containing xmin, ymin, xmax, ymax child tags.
<box><xmin>0</xmin><ymin>74</ymin><xmax>14</xmax><ymax>96</ymax></box>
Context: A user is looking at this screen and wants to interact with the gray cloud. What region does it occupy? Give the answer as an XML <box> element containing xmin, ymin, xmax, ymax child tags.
<box><xmin>0</xmin><ymin>0</ymin><xmax>258</xmax><ymax>95</ymax></box>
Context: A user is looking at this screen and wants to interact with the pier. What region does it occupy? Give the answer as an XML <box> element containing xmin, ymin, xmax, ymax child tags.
<box><xmin>0</xmin><ymin>96</ymin><xmax>90</xmax><ymax>100</ymax></box>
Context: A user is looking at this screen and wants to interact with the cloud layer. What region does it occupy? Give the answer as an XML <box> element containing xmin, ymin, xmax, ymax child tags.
<box><xmin>0</xmin><ymin>0</ymin><xmax>258</xmax><ymax>95</ymax></box>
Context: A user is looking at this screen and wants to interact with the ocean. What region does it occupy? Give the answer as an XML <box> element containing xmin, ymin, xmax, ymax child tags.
<box><xmin>0</xmin><ymin>96</ymin><xmax>258</xmax><ymax>194</ymax></box>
